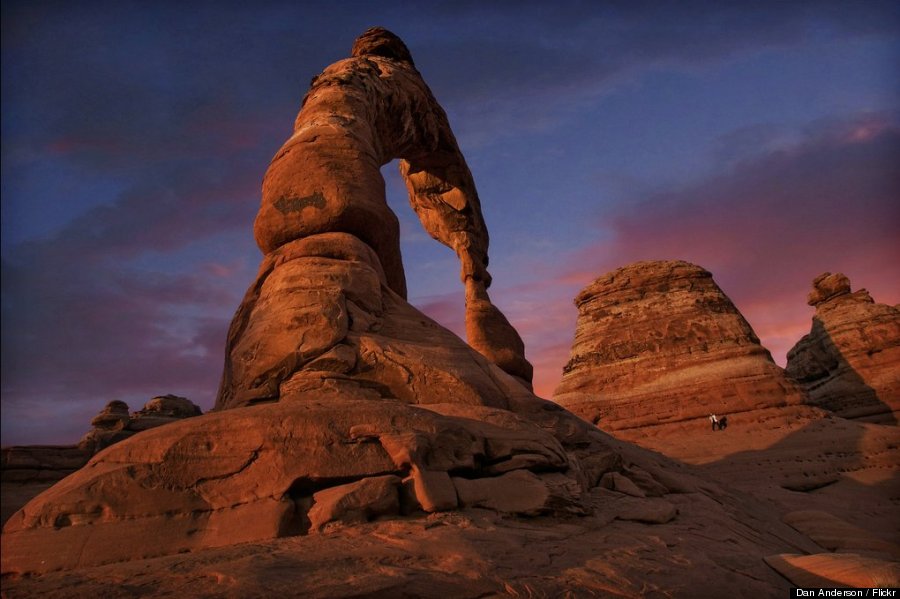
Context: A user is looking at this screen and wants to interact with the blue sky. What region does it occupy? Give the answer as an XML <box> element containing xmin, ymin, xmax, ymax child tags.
<box><xmin>2</xmin><ymin>1</ymin><xmax>898</xmax><ymax>444</ymax></box>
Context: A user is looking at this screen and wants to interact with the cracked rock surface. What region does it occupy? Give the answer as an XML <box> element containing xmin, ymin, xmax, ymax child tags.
<box><xmin>1</xmin><ymin>397</ymin><xmax>619</xmax><ymax>572</ymax></box>
<box><xmin>4</xmin><ymin>30</ymin><xmax>898</xmax><ymax>596</ymax></box>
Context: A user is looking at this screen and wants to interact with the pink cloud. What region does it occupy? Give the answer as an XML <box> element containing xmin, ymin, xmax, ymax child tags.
<box><xmin>414</xmin><ymin>292</ymin><xmax>466</xmax><ymax>340</ymax></box>
<box><xmin>492</xmin><ymin>115</ymin><xmax>900</xmax><ymax>397</ymax></box>
<box><xmin>596</xmin><ymin>119</ymin><xmax>899</xmax><ymax>360</ymax></box>
<box><xmin>413</xmin><ymin>286</ymin><xmax>580</xmax><ymax>399</ymax></box>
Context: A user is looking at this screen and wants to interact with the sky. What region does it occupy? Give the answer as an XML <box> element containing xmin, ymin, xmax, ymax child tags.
<box><xmin>2</xmin><ymin>0</ymin><xmax>899</xmax><ymax>445</ymax></box>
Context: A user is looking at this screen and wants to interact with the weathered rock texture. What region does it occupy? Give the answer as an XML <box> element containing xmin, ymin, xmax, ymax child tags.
<box><xmin>550</xmin><ymin>262</ymin><xmax>900</xmax><ymax>558</ymax></box>
<box><xmin>1</xmin><ymin>395</ymin><xmax>202</xmax><ymax>525</ymax></box>
<box><xmin>1</xmin><ymin>392</ymin><xmax>625</xmax><ymax>573</ymax></box>
<box><xmin>1</xmin><ymin>446</ymin><xmax>91</xmax><ymax>526</ymax></box>
<box><xmin>1</xmin><ymin>29</ymin><xmax>619</xmax><ymax>575</ymax></box>
<box><xmin>7</xmin><ymin>32</ymin><xmax>898</xmax><ymax>596</ymax></box>
<box><xmin>78</xmin><ymin>395</ymin><xmax>202</xmax><ymax>453</ymax></box>
<box><xmin>0</xmin><ymin>462</ymin><xmax>829</xmax><ymax>598</ymax></box>
<box><xmin>553</xmin><ymin>260</ymin><xmax>807</xmax><ymax>438</ymax></box>
<box><xmin>786</xmin><ymin>272</ymin><xmax>900</xmax><ymax>424</ymax></box>
<box><xmin>232</xmin><ymin>25</ymin><xmax>531</xmax><ymax>394</ymax></box>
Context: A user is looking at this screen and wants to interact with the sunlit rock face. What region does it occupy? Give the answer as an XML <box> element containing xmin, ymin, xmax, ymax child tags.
<box><xmin>2</xmin><ymin>28</ymin><xmax>623</xmax><ymax>576</ymax></box>
<box><xmin>1</xmin><ymin>395</ymin><xmax>202</xmax><ymax>526</ymax></box>
<box><xmin>553</xmin><ymin>260</ymin><xmax>807</xmax><ymax>440</ymax></box>
<box><xmin>225</xmin><ymin>25</ymin><xmax>532</xmax><ymax>406</ymax></box>
<box><xmin>786</xmin><ymin>272</ymin><xmax>900</xmax><ymax>424</ymax></box>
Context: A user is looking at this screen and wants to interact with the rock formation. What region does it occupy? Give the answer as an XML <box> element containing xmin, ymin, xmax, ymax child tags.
<box><xmin>5</xmin><ymin>31</ymin><xmax>897</xmax><ymax>596</ymax></box>
<box><xmin>1</xmin><ymin>395</ymin><xmax>202</xmax><ymax>525</ymax></box>
<box><xmin>553</xmin><ymin>260</ymin><xmax>808</xmax><ymax>440</ymax></box>
<box><xmin>229</xmin><ymin>24</ymin><xmax>532</xmax><ymax>401</ymax></box>
<box><xmin>1</xmin><ymin>28</ymin><xmax>612</xmax><ymax>575</ymax></box>
<box><xmin>78</xmin><ymin>395</ymin><xmax>202</xmax><ymax>452</ymax></box>
<box><xmin>0</xmin><ymin>446</ymin><xmax>91</xmax><ymax>527</ymax></box>
<box><xmin>786</xmin><ymin>272</ymin><xmax>900</xmax><ymax>424</ymax></box>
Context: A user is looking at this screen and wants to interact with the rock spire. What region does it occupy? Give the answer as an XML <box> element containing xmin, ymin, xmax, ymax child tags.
<box><xmin>220</xmin><ymin>27</ymin><xmax>532</xmax><ymax>410</ymax></box>
<box><xmin>786</xmin><ymin>272</ymin><xmax>900</xmax><ymax>423</ymax></box>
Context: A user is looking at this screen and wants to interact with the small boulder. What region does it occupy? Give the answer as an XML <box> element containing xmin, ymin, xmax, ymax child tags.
<box><xmin>599</xmin><ymin>472</ymin><xmax>646</xmax><ymax>498</ymax></box>
<box><xmin>410</xmin><ymin>469</ymin><xmax>458</xmax><ymax>512</ymax></box>
<box><xmin>453</xmin><ymin>470</ymin><xmax>551</xmax><ymax>515</ymax></box>
<box><xmin>307</xmin><ymin>475</ymin><xmax>402</xmax><ymax>531</ymax></box>
<box><xmin>138</xmin><ymin>395</ymin><xmax>202</xmax><ymax>418</ymax></box>
<box><xmin>616</xmin><ymin>498</ymin><xmax>677</xmax><ymax>524</ymax></box>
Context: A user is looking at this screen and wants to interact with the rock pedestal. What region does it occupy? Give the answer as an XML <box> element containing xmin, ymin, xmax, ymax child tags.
<box><xmin>786</xmin><ymin>273</ymin><xmax>900</xmax><ymax>424</ymax></box>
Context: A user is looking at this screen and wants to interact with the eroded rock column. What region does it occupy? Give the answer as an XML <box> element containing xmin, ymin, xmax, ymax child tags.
<box><xmin>786</xmin><ymin>272</ymin><xmax>900</xmax><ymax>423</ymax></box>
<box><xmin>218</xmin><ymin>27</ymin><xmax>532</xmax><ymax>410</ymax></box>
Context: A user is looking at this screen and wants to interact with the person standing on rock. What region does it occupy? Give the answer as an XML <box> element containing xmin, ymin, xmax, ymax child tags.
<box><xmin>709</xmin><ymin>413</ymin><xmax>719</xmax><ymax>431</ymax></box>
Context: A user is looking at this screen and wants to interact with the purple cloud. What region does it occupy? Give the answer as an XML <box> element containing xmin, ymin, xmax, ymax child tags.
<box><xmin>488</xmin><ymin>113</ymin><xmax>900</xmax><ymax>397</ymax></box>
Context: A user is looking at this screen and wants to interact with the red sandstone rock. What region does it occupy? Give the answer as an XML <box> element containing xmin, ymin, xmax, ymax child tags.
<box><xmin>764</xmin><ymin>553</ymin><xmax>900</xmax><ymax>588</ymax></box>
<box><xmin>88</xmin><ymin>400</ymin><xmax>129</xmax><ymax>429</ymax></box>
<box><xmin>0</xmin><ymin>498</ymin><xmax>825</xmax><ymax>598</ymax></box>
<box><xmin>1</xmin><ymin>396</ymin><xmax>618</xmax><ymax>573</ymax></box>
<box><xmin>782</xmin><ymin>510</ymin><xmax>900</xmax><ymax>557</ymax></box>
<box><xmin>5</xmin><ymin>31</ymin><xmax>899</xmax><ymax>598</ymax></box>
<box><xmin>553</xmin><ymin>260</ymin><xmax>807</xmax><ymax>439</ymax></box>
<box><xmin>615</xmin><ymin>497</ymin><xmax>677</xmax><ymax>524</ymax></box>
<box><xmin>599</xmin><ymin>471</ymin><xmax>645</xmax><ymax>497</ymax></box>
<box><xmin>243</xmin><ymin>26</ymin><xmax>530</xmax><ymax>386</ymax></box>
<box><xmin>786</xmin><ymin>272</ymin><xmax>900</xmax><ymax>423</ymax></box>
<box><xmin>2</xmin><ymin>396</ymin><xmax>201</xmax><ymax>524</ymax></box>
<box><xmin>407</xmin><ymin>468</ymin><xmax>458</xmax><ymax>512</ymax></box>
<box><xmin>78</xmin><ymin>395</ymin><xmax>202</xmax><ymax>453</ymax></box>
<box><xmin>0</xmin><ymin>446</ymin><xmax>91</xmax><ymax>526</ymax></box>
<box><xmin>138</xmin><ymin>394</ymin><xmax>202</xmax><ymax>418</ymax></box>
<box><xmin>4</xmin><ymin>31</ymin><xmax>628</xmax><ymax>574</ymax></box>
<box><xmin>308</xmin><ymin>475</ymin><xmax>402</xmax><ymax>531</ymax></box>
<box><xmin>215</xmin><ymin>233</ymin><xmax>534</xmax><ymax>411</ymax></box>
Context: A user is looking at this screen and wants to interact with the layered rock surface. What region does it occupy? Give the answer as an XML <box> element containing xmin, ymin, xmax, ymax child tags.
<box><xmin>553</xmin><ymin>260</ymin><xmax>807</xmax><ymax>439</ymax></box>
<box><xmin>1</xmin><ymin>395</ymin><xmax>201</xmax><ymax>525</ymax></box>
<box><xmin>786</xmin><ymin>272</ymin><xmax>900</xmax><ymax>424</ymax></box>
<box><xmin>1</xmin><ymin>28</ymin><xmax>600</xmax><ymax>575</ymax></box>
<box><xmin>238</xmin><ymin>25</ymin><xmax>532</xmax><ymax>390</ymax></box>
<box><xmin>79</xmin><ymin>395</ymin><xmax>202</xmax><ymax>453</ymax></box>
<box><xmin>2</xmin><ymin>395</ymin><xmax>623</xmax><ymax>573</ymax></box>
<box><xmin>5</xmin><ymin>29</ymin><xmax>898</xmax><ymax>596</ymax></box>
<box><xmin>2</xmin><ymin>244</ymin><xmax>623</xmax><ymax>570</ymax></box>
<box><xmin>0</xmin><ymin>444</ymin><xmax>831</xmax><ymax>598</ymax></box>
<box><xmin>1</xmin><ymin>446</ymin><xmax>90</xmax><ymax>527</ymax></box>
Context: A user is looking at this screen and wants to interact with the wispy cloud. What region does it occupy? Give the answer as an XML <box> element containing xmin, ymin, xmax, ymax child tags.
<box><xmin>488</xmin><ymin>113</ymin><xmax>900</xmax><ymax>397</ymax></box>
<box><xmin>2</xmin><ymin>2</ymin><xmax>897</xmax><ymax>445</ymax></box>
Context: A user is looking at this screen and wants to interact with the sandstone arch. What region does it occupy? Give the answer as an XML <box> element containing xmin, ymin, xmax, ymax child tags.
<box><xmin>218</xmin><ymin>27</ymin><xmax>532</xmax><ymax>409</ymax></box>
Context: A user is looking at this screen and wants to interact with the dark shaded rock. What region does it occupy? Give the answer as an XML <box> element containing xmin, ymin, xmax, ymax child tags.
<box><xmin>786</xmin><ymin>272</ymin><xmax>899</xmax><ymax>423</ymax></box>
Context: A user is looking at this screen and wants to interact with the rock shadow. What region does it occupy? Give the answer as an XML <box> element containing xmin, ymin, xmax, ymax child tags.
<box><xmin>695</xmin><ymin>410</ymin><xmax>900</xmax><ymax>550</ymax></box>
<box><xmin>789</xmin><ymin>316</ymin><xmax>896</xmax><ymax>425</ymax></box>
